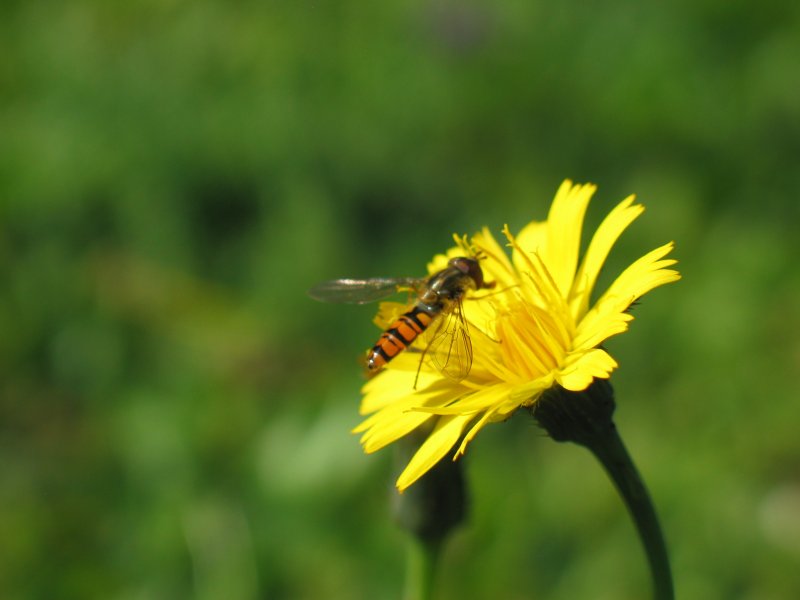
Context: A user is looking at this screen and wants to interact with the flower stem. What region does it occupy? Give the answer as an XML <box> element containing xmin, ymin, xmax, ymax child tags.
<box><xmin>392</xmin><ymin>430</ymin><xmax>468</xmax><ymax>600</ymax></box>
<box><xmin>403</xmin><ymin>537</ymin><xmax>442</xmax><ymax>600</ymax></box>
<box><xmin>532</xmin><ymin>381</ymin><xmax>674</xmax><ymax>600</ymax></box>
<box><xmin>584</xmin><ymin>423</ymin><xmax>674</xmax><ymax>600</ymax></box>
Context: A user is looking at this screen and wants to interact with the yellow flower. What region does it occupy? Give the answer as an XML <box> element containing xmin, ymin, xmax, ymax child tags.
<box><xmin>353</xmin><ymin>180</ymin><xmax>681</xmax><ymax>491</ymax></box>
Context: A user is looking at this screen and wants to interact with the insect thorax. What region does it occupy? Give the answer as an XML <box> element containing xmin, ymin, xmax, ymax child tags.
<box><xmin>419</xmin><ymin>269</ymin><xmax>476</xmax><ymax>307</ymax></box>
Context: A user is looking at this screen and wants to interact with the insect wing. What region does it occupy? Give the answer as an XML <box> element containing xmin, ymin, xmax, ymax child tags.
<box><xmin>308</xmin><ymin>277</ymin><xmax>423</xmax><ymax>304</ymax></box>
<box><xmin>424</xmin><ymin>299</ymin><xmax>473</xmax><ymax>381</ymax></box>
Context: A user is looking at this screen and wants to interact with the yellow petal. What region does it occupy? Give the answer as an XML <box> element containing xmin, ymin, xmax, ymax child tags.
<box><xmin>396</xmin><ymin>414</ymin><xmax>474</xmax><ymax>491</ymax></box>
<box><xmin>602</xmin><ymin>241</ymin><xmax>681</xmax><ymax>304</ymax></box>
<box><xmin>356</xmin><ymin>383</ymin><xmax>464</xmax><ymax>452</ymax></box>
<box><xmin>511</xmin><ymin>221</ymin><xmax>547</xmax><ymax>277</ymax></box>
<box><xmin>508</xmin><ymin>374</ymin><xmax>555</xmax><ymax>402</ymax></box>
<box><xmin>573</xmin><ymin>307</ymin><xmax>633</xmax><ymax>350</ymax></box>
<box><xmin>472</xmin><ymin>226</ymin><xmax>518</xmax><ymax>289</ymax></box>
<box><xmin>413</xmin><ymin>382</ymin><xmax>514</xmax><ymax>415</ymax></box>
<box><xmin>570</xmin><ymin>195</ymin><xmax>644</xmax><ymax>320</ymax></box>
<box><xmin>556</xmin><ymin>348</ymin><xmax>618</xmax><ymax>391</ymax></box>
<box><xmin>359</xmin><ymin>409</ymin><xmax>434</xmax><ymax>454</ymax></box>
<box><xmin>575</xmin><ymin>242</ymin><xmax>680</xmax><ymax>349</ymax></box>
<box><xmin>359</xmin><ymin>353</ymin><xmax>439</xmax><ymax>414</ymax></box>
<box><xmin>543</xmin><ymin>180</ymin><xmax>595</xmax><ymax>297</ymax></box>
<box><xmin>455</xmin><ymin>405</ymin><xmax>499</xmax><ymax>456</ymax></box>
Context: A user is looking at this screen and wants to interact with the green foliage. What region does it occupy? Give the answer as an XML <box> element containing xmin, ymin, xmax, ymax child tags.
<box><xmin>2</xmin><ymin>0</ymin><xmax>799</xmax><ymax>598</ymax></box>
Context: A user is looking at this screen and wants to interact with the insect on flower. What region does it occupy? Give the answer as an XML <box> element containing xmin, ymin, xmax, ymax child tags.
<box><xmin>309</xmin><ymin>256</ymin><xmax>495</xmax><ymax>382</ymax></box>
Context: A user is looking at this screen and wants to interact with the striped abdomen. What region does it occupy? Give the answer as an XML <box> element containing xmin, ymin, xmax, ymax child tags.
<box><xmin>366</xmin><ymin>304</ymin><xmax>438</xmax><ymax>373</ymax></box>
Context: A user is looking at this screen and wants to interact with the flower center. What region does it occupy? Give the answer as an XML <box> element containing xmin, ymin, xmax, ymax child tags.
<box><xmin>490</xmin><ymin>295</ymin><xmax>569</xmax><ymax>382</ymax></box>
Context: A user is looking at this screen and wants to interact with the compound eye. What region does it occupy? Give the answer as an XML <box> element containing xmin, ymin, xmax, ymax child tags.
<box><xmin>448</xmin><ymin>257</ymin><xmax>484</xmax><ymax>288</ymax></box>
<box><xmin>448</xmin><ymin>257</ymin><xmax>470</xmax><ymax>272</ymax></box>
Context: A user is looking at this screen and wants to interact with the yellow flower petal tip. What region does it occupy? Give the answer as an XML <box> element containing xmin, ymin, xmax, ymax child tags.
<box><xmin>355</xmin><ymin>180</ymin><xmax>680</xmax><ymax>488</ymax></box>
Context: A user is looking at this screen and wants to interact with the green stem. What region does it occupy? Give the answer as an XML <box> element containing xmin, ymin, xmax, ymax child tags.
<box><xmin>585</xmin><ymin>425</ymin><xmax>674</xmax><ymax>600</ymax></box>
<box><xmin>532</xmin><ymin>381</ymin><xmax>674</xmax><ymax>599</ymax></box>
<box><xmin>403</xmin><ymin>536</ymin><xmax>442</xmax><ymax>600</ymax></box>
<box><xmin>393</xmin><ymin>430</ymin><xmax>467</xmax><ymax>600</ymax></box>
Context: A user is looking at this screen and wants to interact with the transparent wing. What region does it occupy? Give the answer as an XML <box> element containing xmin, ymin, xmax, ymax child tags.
<box><xmin>424</xmin><ymin>299</ymin><xmax>473</xmax><ymax>381</ymax></box>
<box><xmin>308</xmin><ymin>277</ymin><xmax>424</xmax><ymax>304</ymax></box>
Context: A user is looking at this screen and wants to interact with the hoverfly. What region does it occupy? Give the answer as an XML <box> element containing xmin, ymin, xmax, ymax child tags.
<box><xmin>309</xmin><ymin>256</ymin><xmax>494</xmax><ymax>382</ymax></box>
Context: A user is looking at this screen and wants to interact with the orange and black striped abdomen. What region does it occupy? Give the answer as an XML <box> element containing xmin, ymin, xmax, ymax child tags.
<box><xmin>366</xmin><ymin>305</ymin><xmax>438</xmax><ymax>372</ymax></box>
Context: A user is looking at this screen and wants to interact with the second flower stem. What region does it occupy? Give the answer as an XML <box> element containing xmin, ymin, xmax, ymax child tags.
<box><xmin>403</xmin><ymin>537</ymin><xmax>442</xmax><ymax>600</ymax></box>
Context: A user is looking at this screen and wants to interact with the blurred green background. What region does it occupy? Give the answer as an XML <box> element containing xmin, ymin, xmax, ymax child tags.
<box><xmin>2</xmin><ymin>1</ymin><xmax>799</xmax><ymax>598</ymax></box>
